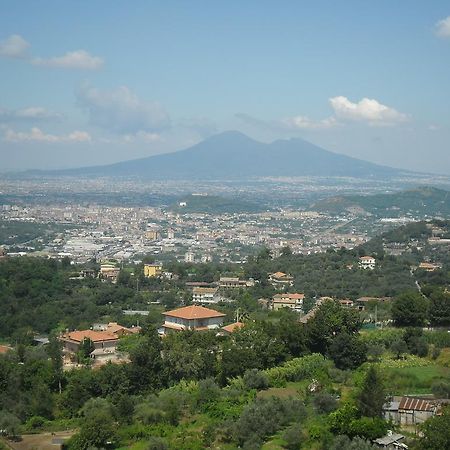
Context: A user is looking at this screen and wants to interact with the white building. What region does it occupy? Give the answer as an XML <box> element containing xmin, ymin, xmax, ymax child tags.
<box><xmin>359</xmin><ymin>256</ymin><xmax>376</xmax><ymax>270</ymax></box>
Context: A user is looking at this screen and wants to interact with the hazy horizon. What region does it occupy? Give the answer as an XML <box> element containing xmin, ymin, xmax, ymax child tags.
<box><xmin>1</xmin><ymin>1</ymin><xmax>450</xmax><ymax>174</ymax></box>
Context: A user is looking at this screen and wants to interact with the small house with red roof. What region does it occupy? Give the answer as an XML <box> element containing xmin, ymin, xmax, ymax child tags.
<box><xmin>162</xmin><ymin>305</ymin><xmax>226</xmax><ymax>334</ymax></box>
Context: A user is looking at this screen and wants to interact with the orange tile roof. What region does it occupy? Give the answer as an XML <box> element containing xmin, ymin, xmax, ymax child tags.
<box><xmin>0</xmin><ymin>345</ymin><xmax>11</xmax><ymax>354</ymax></box>
<box><xmin>164</xmin><ymin>305</ymin><xmax>226</xmax><ymax>320</ymax></box>
<box><xmin>62</xmin><ymin>330</ymin><xmax>118</xmax><ymax>343</ymax></box>
<box><xmin>222</xmin><ymin>322</ymin><xmax>244</xmax><ymax>333</ymax></box>
<box><xmin>273</xmin><ymin>293</ymin><xmax>304</xmax><ymax>300</ymax></box>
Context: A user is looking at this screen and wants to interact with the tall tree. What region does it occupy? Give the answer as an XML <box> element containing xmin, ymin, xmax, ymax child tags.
<box><xmin>357</xmin><ymin>366</ymin><xmax>386</xmax><ymax>418</ymax></box>
<box><xmin>391</xmin><ymin>292</ymin><xmax>429</xmax><ymax>327</ymax></box>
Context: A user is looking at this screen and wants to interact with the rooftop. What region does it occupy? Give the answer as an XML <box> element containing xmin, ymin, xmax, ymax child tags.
<box><xmin>61</xmin><ymin>330</ymin><xmax>118</xmax><ymax>343</ymax></box>
<box><xmin>164</xmin><ymin>305</ymin><xmax>226</xmax><ymax>320</ymax></box>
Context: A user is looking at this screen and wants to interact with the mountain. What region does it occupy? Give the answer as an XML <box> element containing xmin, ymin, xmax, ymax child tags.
<box><xmin>311</xmin><ymin>186</ymin><xmax>450</xmax><ymax>217</ymax></box>
<box><xmin>28</xmin><ymin>131</ymin><xmax>406</xmax><ymax>179</ymax></box>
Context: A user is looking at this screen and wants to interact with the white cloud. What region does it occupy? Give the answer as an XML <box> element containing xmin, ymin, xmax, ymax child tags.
<box><xmin>76</xmin><ymin>85</ymin><xmax>170</xmax><ymax>133</ymax></box>
<box><xmin>0</xmin><ymin>106</ymin><xmax>62</xmax><ymax>122</ymax></box>
<box><xmin>32</xmin><ymin>50</ymin><xmax>103</xmax><ymax>70</ymax></box>
<box><xmin>282</xmin><ymin>115</ymin><xmax>337</xmax><ymax>130</ymax></box>
<box><xmin>0</xmin><ymin>34</ymin><xmax>30</xmax><ymax>58</ymax></box>
<box><xmin>435</xmin><ymin>16</ymin><xmax>450</xmax><ymax>38</ymax></box>
<box><xmin>329</xmin><ymin>96</ymin><xmax>408</xmax><ymax>125</ymax></box>
<box><xmin>4</xmin><ymin>127</ymin><xmax>91</xmax><ymax>143</ymax></box>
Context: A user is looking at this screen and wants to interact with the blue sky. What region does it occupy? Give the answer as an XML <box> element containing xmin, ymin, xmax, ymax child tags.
<box><xmin>1</xmin><ymin>1</ymin><xmax>449</xmax><ymax>173</ymax></box>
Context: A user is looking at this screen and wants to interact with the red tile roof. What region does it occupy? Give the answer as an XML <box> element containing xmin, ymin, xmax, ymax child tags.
<box><xmin>0</xmin><ymin>345</ymin><xmax>11</xmax><ymax>354</ymax></box>
<box><xmin>61</xmin><ymin>330</ymin><xmax>118</xmax><ymax>343</ymax></box>
<box><xmin>163</xmin><ymin>305</ymin><xmax>226</xmax><ymax>320</ymax></box>
<box><xmin>222</xmin><ymin>322</ymin><xmax>244</xmax><ymax>333</ymax></box>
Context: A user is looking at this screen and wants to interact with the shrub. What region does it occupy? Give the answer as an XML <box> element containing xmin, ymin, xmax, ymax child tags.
<box><xmin>313</xmin><ymin>391</ymin><xmax>338</xmax><ymax>414</ymax></box>
<box><xmin>243</xmin><ymin>369</ymin><xmax>269</xmax><ymax>390</ymax></box>
<box><xmin>144</xmin><ymin>436</ymin><xmax>168</xmax><ymax>450</ymax></box>
<box><xmin>282</xmin><ymin>423</ymin><xmax>304</xmax><ymax>450</ymax></box>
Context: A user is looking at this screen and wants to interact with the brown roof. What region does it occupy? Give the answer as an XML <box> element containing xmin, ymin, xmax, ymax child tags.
<box><xmin>163</xmin><ymin>305</ymin><xmax>226</xmax><ymax>320</ymax></box>
<box><xmin>61</xmin><ymin>330</ymin><xmax>118</xmax><ymax>343</ymax></box>
<box><xmin>273</xmin><ymin>293</ymin><xmax>304</xmax><ymax>300</ymax></box>
<box><xmin>399</xmin><ymin>397</ymin><xmax>435</xmax><ymax>412</ymax></box>
<box><xmin>0</xmin><ymin>345</ymin><xmax>11</xmax><ymax>354</ymax></box>
<box><xmin>222</xmin><ymin>322</ymin><xmax>244</xmax><ymax>333</ymax></box>
<box><xmin>193</xmin><ymin>287</ymin><xmax>218</xmax><ymax>294</ymax></box>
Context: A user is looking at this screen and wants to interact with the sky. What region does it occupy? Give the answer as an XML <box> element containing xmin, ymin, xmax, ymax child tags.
<box><xmin>0</xmin><ymin>1</ymin><xmax>449</xmax><ymax>174</ymax></box>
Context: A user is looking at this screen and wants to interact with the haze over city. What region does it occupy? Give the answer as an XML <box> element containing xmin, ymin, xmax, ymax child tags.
<box><xmin>1</xmin><ymin>1</ymin><xmax>450</xmax><ymax>174</ymax></box>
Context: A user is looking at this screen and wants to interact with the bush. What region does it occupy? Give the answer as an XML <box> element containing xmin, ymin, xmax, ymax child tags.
<box><xmin>144</xmin><ymin>436</ymin><xmax>168</xmax><ymax>450</ymax></box>
<box><xmin>233</xmin><ymin>397</ymin><xmax>307</xmax><ymax>447</ymax></box>
<box><xmin>348</xmin><ymin>417</ymin><xmax>388</xmax><ymax>440</ymax></box>
<box><xmin>313</xmin><ymin>391</ymin><xmax>338</xmax><ymax>414</ymax></box>
<box><xmin>264</xmin><ymin>354</ymin><xmax>329</xmax><ymax>386</ymax></box>
<box><xmin>330</xmin><ymin>435</ymin><xmax>378</xmax><ymax>450</ymax></box>
<box><xmin>243</xmin><ymin>369</ymin><xmax>269</xmax><ymax>390</ymax></box>
<box><xmin>282</xmin><ymin>423</ymin><xmax>304</xmax><ymax>450</ymax></box>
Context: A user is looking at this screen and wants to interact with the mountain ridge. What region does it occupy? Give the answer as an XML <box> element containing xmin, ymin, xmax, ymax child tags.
<box><xmin>22</xmin><ymin>131</ymin><xmax>409</xmax><ymax>179</ymax></box>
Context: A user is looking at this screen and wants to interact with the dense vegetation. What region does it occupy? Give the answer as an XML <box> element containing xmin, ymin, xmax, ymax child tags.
<box><xmin>0</xmin><ymin>219</ymin><xmax>449</xmax><ymax>449</ymax></box>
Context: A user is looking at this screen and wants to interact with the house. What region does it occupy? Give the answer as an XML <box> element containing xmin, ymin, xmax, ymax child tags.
<box><xmin>418</xmin><ymin>262</ymin><xmax>441</xmax><ymax>272</ymax></box>
<box><xmin>268</xmin><ymin>271</ymin><xmax>294</xmax><ymax>288</ymax></box>
<box><xmin>383</xmin><ymin>396</ymin><xmax>438</xmax><ymax>426</ymax></box>
<box><xmin>374</xmin><ymin>432</ymin><xmax>407</xmax><ymax>449</ymax></box>
<box><xmin>192</xmin><ymin>287</ymin><xmax>221</xmax><ymax>304</ymax></box>
<box><xmin>60</xmin><ymin>330</ymin><xmax>118</xmax><ymax>354</ymax></box>
<box><xmin>144</xmin><ymin>263</ymin><xmax>162</xmax><ymax>278</ymax></box>
<box><xmin>145</xmin><ymin>230</ymin><xmax>160</xmax><ymax>240</ymax></box>
<box><xmin>339</xmin><ymin>299</ymin><xmax>354</xmax><ymax>308</ymax></box>
<box><xmin>162</xmin><ymin>305</ymin><xmax>226</xmax><ymax>334</ymax></box>
<box><xmin>397</xmin><ymin>397</ymin><xmax>437</xmax><ymax>426</ymax></box>
<box><xmin>93</xmin><ymin>322</ymin><xmax>141</xmax><ymax>337</ymax></box>
<box><xmin>221</xmin><ymin>322</ymin><xmax>245</xmax><ymax>334</ymax></box>
<box><xmin>218</xmin><ymin>277</ymin><xmax>255</xmax><ymax>289</ymax></box>
<box><xmin>359</xmin><ymin>256</ymin><xmax>376</xmax><ymax>270</ymax></box>
<box><xmin>0</xmin><ymin>345</ymin><xmax>11</xmax><ymax>355</ymax></box>
<box><xmin>99</xmin><ymin>264</ymin><xmax>120</xmax><ymax>283</ymax></box>
<box><xmin>271</xmin><ymin>293</ymin><xmax>305</xmax><ymax>312</ymax></box>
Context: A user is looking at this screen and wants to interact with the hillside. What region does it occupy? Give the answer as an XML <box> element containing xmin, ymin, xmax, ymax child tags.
<box><xmin>171</xmin><ymin>194</ymin><xmax>263</xmax><ymax>214</ymax></box>
<box><xmin>311</xmin><ymin>186</ymin><xmax>450</xmax><ymax>217</ymax></box>
<box><xmin>26</xmin><ymin>131</ymin><xmax>405</xmax><ymax>180</ymax></box>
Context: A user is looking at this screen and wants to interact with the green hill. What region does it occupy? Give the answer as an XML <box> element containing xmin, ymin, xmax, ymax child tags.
<box><xmin>311</xmin><ymin>186</ymin><xmax>450</xmax><ymax>217</ymax></box>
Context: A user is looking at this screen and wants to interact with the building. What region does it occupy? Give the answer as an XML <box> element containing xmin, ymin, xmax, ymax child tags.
<box><xmin>59</xmin><ymin>330</ymin><xmax>119</xmax><ymax>360</ymax></box>
<box><xmin>185</xmin><ymin>251</ymin><xmax>195</xmax><ymax>263</ymax></box>
<box><xmin>268</xmin><ymin>271</ymin><xmax>294</xmax><ymax>288</ymax></box>
<box><xmin>162</xmin><ymin>305</ymin><xmax>226</xmax><ymax>334</ymax></box>
<box><xmin>0</xmin><ymin>345</ymin><xmax>11</xmax><ymax>354</ymax></box>
<box><xmin>93</xmin><ymin>322</ymin><xmax>141</xmax><ymax>337</ymax></box>
<box><xmin>192</xmin><ymin>287</ymin><xmax>220</xmax><ymax>304</ymax></box>
<box><xmin>418</xmin><ymin>262</ymin><xmax>441</xmax><ymax>272</ymax></box>
<box><xmin>167</xmin><ymin>228</ymin><xmax>175</xmax><ymax>239</ymax></box>
<box><xmin>221</xmin><ymin>322</ymin><xmax>245</xmax><ymax>334</ymax></box>
<box><xmin>99</xmin><ymin>264</ymin><xmax>120</xmax><ymax>283</ymax></box>
<box><xmin>271</xmin><ymin>293</ymin><xmax>304</xmax><ymax>312</ymax></box>
<box><xmin>339</xmin><ymin>299</ymin><xmax>354</xmax><ymax>308</ymax></box>
<box><xmin>359</xmin><ymin>256</ymin><xmax>376</xmax><ymax>270</ymax></box>
<box><xmin>145</xmin><ymin>230</ymin><xmax>160</xmax><ymax>240</ymax></box>
<box><xmin>383</xmin><ymin>396</ymin><xmax>439</xmax><ymax>427</ymax></box>
<box><xmin>144</xmin><ymin>263</ymin><xmax>162</xmax><ymax>278</ymax></box>
<box><xmin>218</xmin><ymin>277</ymin><xmax>255</xmax><ymax>289</ymax></box>
<box><xmin>373</xmin><ymin>432</ymin><xmax>406</xmax><ymax>449</ymax></box>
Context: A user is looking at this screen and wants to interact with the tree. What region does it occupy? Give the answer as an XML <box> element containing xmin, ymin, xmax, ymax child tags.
<box><xmin>357</xmin><ymin>366</ymin><xmax>386</xmax><ymax>418</ymax></box>
<box><xmin>0</xmin><ymin>410</ymin><xmax>21</xmax><ymax>439</ymax></box>
<box><xmin>330</xmin><ymin>435</ymin><xmax>378</xmax><ymax>450</ymax></box>
<box><xmin>390</xmin><ymin>339</ymin><xmax>408</xmax><ymax>359</ymax></box>
<box><xmin>429</xmin><ymin>290</ymin><xmax>450</xmax><ymax>326</ymax></box>
<box><xmin>307</xmin><ymin>300</ymin><xmax>361</xmax><ymax>354</ymax></box>
<box><xmin>313</xmin><ymin>391</ymin><xmax>338</xmax><ymax>414</ymax></box>
<box><xmin>391</xmin><ymin>292</ymin><xmax>429</xmax><ymax>327</ymax></box>
<box><xmin>419</xmin><ymin>406</ymin><xmax>450</xmax><ymax>450</ymax></box>
<box><xmin>328</xmin><ymin>332</ymin><xmax>367</xmax><ymax>370</ymax></box>
<box><xmin>78</xmin><ymin>338</ymin><xmax>94</xmax><ymax>360</ymax></box>
<box><xmin>128</xmin><ymin>328</ymin><xmax>163</xmax><ymax>393</ymax></box>
<box><xmin>69</xmin><ymin>412</ymin><xmax>117</xmax><ymax>450</ymax></box>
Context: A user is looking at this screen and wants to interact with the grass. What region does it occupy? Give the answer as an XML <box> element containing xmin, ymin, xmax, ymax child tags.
<box><xmin>384</xmin><ymin>364</ymin><xmax>450</xmax><ymax>395</ymax></box>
